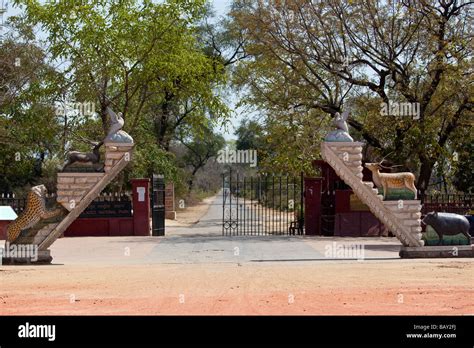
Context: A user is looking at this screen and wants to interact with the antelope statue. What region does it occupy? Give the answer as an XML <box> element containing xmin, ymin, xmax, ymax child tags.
<box><xmin>364</xmin><ymin>154</ymin><xmax>417</xmax><ymax>200</ymax></box>
<box><xmin>62</xmin><ymin>136</ymin><xmax>104</xmax><ymax>172</ymax></box>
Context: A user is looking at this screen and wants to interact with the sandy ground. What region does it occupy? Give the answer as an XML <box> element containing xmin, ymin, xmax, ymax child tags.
<box><xmin>0</xmin><ymin>261</ymin><xmax>473</xmax><ymax>315</ymax></box>
<box><xmin>0</xmin><ymin>192</ymin><xmax>473</xmax><ymax>315</ymax></box>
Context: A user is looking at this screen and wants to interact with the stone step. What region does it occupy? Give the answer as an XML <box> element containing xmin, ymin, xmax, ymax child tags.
<box><xmin>383</xmin><ymin>200</ymin><xmax>422</xmax><ymax>213</ymax></box>
<box><xmin>337</xmin><ymin>153</ymin><xmax>362</xmax><ymax>161</ymax></box>
<box><xmin>2</xmin><ymin>249</ymin><xmax>53</xmax><ymax>264</ymax></box>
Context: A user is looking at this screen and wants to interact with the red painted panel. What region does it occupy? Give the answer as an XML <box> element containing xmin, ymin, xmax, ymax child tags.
<box><xmin>304</xmin><ymin>178</ymin><xmax>322</xmax><ymax>235</ymax></box>
<box><xmin>64</xmin><ymin>218</ymin><xmax>134</xmax><ymax>237</ymax></box>
<box><xmin>360</xmin><ymin>213</ymin><xmax>384</xmax><ymax>237</ymax></box>
<box><xmin>314</xmin><ymin>160</ymin><xmax>343</xmax><ymax>190</ymax></box>
<box><xmin>117</xmin><ymin>219</ymin><xmax>134</xmax><ymax>236</ymax></box>
<box><xmin>335</xmin><ymin>212</ymin><xmax>388</xmax><ymax>237</ymax></box>
<box><xmin>335</xmin><ymin>213</ymin><xmax>361</xmax><ymax>236</ymax></box>
<box><xmin>0</xmin><ymin>221</ymin><xmax>9</xmax><ymax>240</ymax></box>
<box><xmin>335</xmin><ymin>190</ymin><xmax>352</xmax><ymax>213</ymax></box>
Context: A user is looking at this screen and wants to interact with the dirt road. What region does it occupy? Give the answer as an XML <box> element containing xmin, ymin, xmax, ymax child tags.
<box><xmin>0</xmin><ymin>193</ymin><xmax>472</xmax><ymax>315</ymax></box>
<box><xmin>1</xmin><ymin>260</ymin><xmax>472</xmax><ymax>315</ymax></box>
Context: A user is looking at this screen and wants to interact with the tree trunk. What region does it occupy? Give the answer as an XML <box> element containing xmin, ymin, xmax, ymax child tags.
<box><xmin>155</xmin><ymin>92</ymin><xmax>173</xmax><ymax>151</ymax></box>
<box><xmin>416</xmin><ymin>157</ymin><xmax>435</xmax><ymax>203</ymax></box>
<box><xmin>188</xmin><ymin>177</ymin><xmax>194</xmax><ymax>193</ymax></box>
<box><xmin>155</xmin><ymin>113</ymin><xmax>169</xmax><ymax>150</ymax></box>
<box><xmin>100</xmin><ymin>102</ymin><xmax>109</xmax><ymax>136</ymax></box>
<box><xmin>188</xmin><ymin>166</ymin><xmax>201</xmax><ymax>193</ymax></box>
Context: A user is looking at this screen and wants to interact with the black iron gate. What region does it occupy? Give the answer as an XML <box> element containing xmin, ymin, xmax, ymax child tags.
<box><xmin>151</xmin><ymin>174</ymin><xmax>165</xmax><ymax>236</ymax></box>
<box><xmin>222</xmin><ymin>173</ymin><xmax>304</xmax><ymax>236</ymax></box>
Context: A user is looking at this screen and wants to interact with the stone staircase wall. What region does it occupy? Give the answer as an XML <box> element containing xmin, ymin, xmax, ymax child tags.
<box><xmin>321</xmin><ymin>142</ymin><xmax>423</xmax><ymax>247</ymax></box>
<box><xmin>383</xmin><ymin>201</ymin><xmax>423</xmax><ymax>242</ymax></box>
<box><xmin>38</xmin><ymin>143</ymin><xmax>133</xmax><ymax>251</ymax></box>
<box><xmin>6</xmin><ymin>143</ymin><xmax>133</xmax><ymax>261</ymax></box>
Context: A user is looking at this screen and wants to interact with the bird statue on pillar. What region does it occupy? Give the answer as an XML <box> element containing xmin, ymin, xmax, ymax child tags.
<box><xmin>104</xmin><ymin>107</ymin><xmax>133</xmax><ymax>144</ymax></box>
<box><xmin>105</xmin><ymin>107</ymin><xmax>124</xmax><ymax>138</ymax></box>
<box><xmin>324</xmin><ymin>109</ymin><xmax>353</xmax><ymax>142</ymax></box>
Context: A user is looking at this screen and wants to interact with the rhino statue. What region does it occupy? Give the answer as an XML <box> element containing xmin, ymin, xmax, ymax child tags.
<box><xmin>422</xmin><ymin>211</ymin><xmax>471</xmax><ymax>245</ymax></box>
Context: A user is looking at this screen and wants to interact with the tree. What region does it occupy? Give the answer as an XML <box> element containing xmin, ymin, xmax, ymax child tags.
<box><xmin>0</xmin><ymin>24</ymin><xmax>64</xmax><ymax>191</ymax></box>
<box><xmin>234</xmin><ymin>117</ymin><xmax>319</xmax><ymax>175</ymax></box>
<box><xmin>13</xmin><ymin>0</ymin><xmax>229</xmax><ymax>148</ymax></box>
<box><xmin>452</xmin><ymin>141</ymin><xmax>474</xmax><ymax>193</ymax></box>
<box><xmin>235</xmin><ymin>118</ymin><xmax>264</xmax><ymax>150</ymax></box>
<box><xmin>230</xmin><ymin>0</ymin><xmax>473</xmax><ymax>195</ymax></box>
<box><xmin>14</xmin><ymin>0</ymin><xmax>205</xmax><ymax>130</ymax></box>
<box><xmin>176</xmin><ymin>125</ymin><xmax>225</xmax><ymax>192</ymax></box>
<box><xmin>5</xmin><ymin>0</ymin><xmax>231</xmax><ymax>193</ymax></box>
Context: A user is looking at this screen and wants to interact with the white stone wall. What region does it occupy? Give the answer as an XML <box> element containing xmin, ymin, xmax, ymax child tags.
<box><xmin>383</xmin><ymin>201</ymin><xmax>423</xmax><ymax>242</ymax></box>
<box><xmin>326</xmin><ymin>142</ymin><xmax>364</xmax><ymax>180</ymax></box>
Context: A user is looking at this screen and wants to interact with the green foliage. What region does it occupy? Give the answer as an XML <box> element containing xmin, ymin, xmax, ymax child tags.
<box><xmin>234</xmin><ymin>115</ymin><xmax>321</xmax><ymax>176</ymax></box>
<box><xmin>229</xmin><ymin>0</ymin><xmax>473</xmax><ymax>191</ymax></box>
<box><xmin>0</xmin><ymin>33</ymin><xmax>64</xmax><ymax>191</ymax></box>
<box><xmin>130</xmin><ymin>143</ymin><xmax>179</xmax><ymax>183</ymax></box>
<box><xmin>235</xmin><ymin>119</ymin><xmax>264</xmax><ymax>150</ymax></box>
<box><xmin>178</xmin><ymin>124</ymin><xmax>225</xmax><ymax>191</ymax></box>
<box><xmin>452</xmin><ymin>141</ymin><xmax>474</xmax><ymax>193</ymax></box>
<box><xmin>2</xmin><ymin>0</ymin><xmax>230</xmax><ymax>196</ymax></box>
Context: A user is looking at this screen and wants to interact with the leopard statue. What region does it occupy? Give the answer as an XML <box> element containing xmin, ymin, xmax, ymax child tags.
<box><xmin>6</xmin><ymin>185</ymin><xmax>63</xmax><ymax>242</ymax></box>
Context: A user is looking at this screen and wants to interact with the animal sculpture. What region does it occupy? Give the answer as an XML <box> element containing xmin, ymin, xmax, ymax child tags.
<box><xmin>422</xmin><ymin>212</ymin><xmax>471</xmax><ymax>245</ymax></box>
<box><xmin>6</xmin><ymin>185</ymin><xmax>62</xmax><ymax>242</ymax></box>
<box><xmin>364</xmin><ymin>157</ymin><xmax>417</xmax><ymax>199</ymax></box>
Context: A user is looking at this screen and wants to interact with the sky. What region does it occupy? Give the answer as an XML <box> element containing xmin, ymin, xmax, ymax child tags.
<box><xmin>0</xmin><ymin>0</ymin><xmax>244</xmax><ymax>141</ymax></box>
<box><xmin>213</xmin><ymin>0</ymin><xmax>232</xmax><ymax>17</ymax></box>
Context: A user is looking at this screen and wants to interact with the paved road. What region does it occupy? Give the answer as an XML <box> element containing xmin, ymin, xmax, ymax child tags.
<box><xmin>49</xmin><ymin>192</ymin><xmax>403</xmax><ymax>265</ymax></box>
<box><xmin>147</xmin><ymin>192</ymin><xmax>325</xmax><ymax>263</ymax></box>
<box><xmin>167</xmin><ymin>191</ymin><xmax>224</xmax><ymax>237</ymax></box>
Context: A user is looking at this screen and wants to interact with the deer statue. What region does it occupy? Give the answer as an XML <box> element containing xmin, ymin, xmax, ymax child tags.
<box><xmin>62</xmin><ymin>136</ymin><xmax>104</xmax><ymax>172</ymax></box>
<box><xmin>364</xmin><ymin>153</ymin><xmax>417</xmax><ymax>200</ymax></box>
